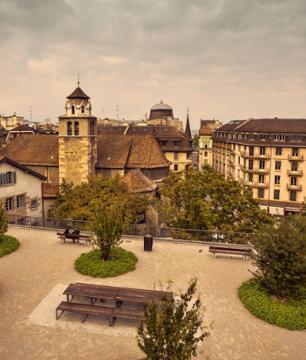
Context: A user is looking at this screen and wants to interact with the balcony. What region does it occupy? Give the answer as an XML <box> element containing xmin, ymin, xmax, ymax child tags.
<box><xmin>287</xmin><ymin>169</ymin><xmax>303</xmax><ymax>176</ymax></box>
<box><xmin>251</xmin><ymin>167</ymin><xmax>270</xmax><ymax>174</ymax></box>
<box><xmin>241</xmin><ymin>151</ymin><xmax>268</xmax><ymax>159</ymax></box>
<box><xmin>252</xmin><ymin>182</ymin><xmax>269</xmax><ymax>189</ymax></box>
<box><xmin>288</xmin><ymin>154</ymin><xmax>304</xmax><ymax>161</ymax></box>
<box><xmin>286</xmin><ymin>183</ymin><xmax>303</xmax><ymax>191</ymax></box>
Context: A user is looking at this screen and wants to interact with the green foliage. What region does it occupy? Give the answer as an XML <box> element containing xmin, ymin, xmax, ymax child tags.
<box><xmin>251</xmin><ymin>216</ymin><xmax>306</xmax><ymax>299</ymax></box>
<box><xmin>137</xmin><ymin>279</ymin><xmax>208</xmax><ymax>360</ymax></box>
<box><xmin>50</xmin><ymin>175</ymin><xmax>148</xmax><ymax>224</ymax></box>
<box><xmin>159</xmin><ymin>167</ymin><xmax>272</xmax><ymax>234</ymax></box>
<box><xmin>74</xmin><ymin>247</ymin><xmax>137</xmax><ymax>278</ymax></box>
<box><xmin>0</xmin><ymin>235</ymin><xmax>20</xmax><ymax>257</ymax></box>
<box><xmin>238</xmin><ymin>279</ymin><xmax>306</xmax><ymax>331</ymax></box>
<box><xmin>192</xmin><ymin>134</ymin><xmax>199</xmax><ymax>149</ymax></box>
<box><xmin>0</xmin><ymin>205</ymin><xmax>8</xmax><ymax>234</ymax></box>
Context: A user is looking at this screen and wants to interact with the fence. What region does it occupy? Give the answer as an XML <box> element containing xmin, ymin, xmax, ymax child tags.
<box><xmin>7</xmin><ymin>214</ymin><xmax>255</xmax><ymax>245</ymax></box>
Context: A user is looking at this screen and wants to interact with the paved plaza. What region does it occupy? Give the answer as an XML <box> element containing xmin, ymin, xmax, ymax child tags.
<box><xmin>0</xmin><ymin>228</ymin><xmax>305</xmax><ymax>360</ymax></box>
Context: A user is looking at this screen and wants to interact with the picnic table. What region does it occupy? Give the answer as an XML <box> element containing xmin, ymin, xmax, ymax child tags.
<box><xmin>56</xmin><ymin>231</ymin><xmax>92</xmax><ymax>246</ymax></box>
<box><xmin>56</xmin><ymin>282</ymin><xmax>173</xmax><ymax>326</ymax></box>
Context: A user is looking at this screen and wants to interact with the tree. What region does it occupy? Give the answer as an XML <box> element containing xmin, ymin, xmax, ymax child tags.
<box><xmin>159</xmin><ymin>167</ymin><xmax>272</xmax><ymax>235</ymax></box>
<box><xmin>192</xmin><ymin>134</ymin><xmax>199</xmax><ymax>149</ymax></box>
<box><xmin>0</xmin><ymin>204</ymin><xmax>8</xmax><ymax>235</ymax></box>
<box><xmin>90</xmin><ymin>200</ymin><xmax>132</xmax><ymax>261</ymax></box>
<box><xmin>137</xmin><ymin>279</ymin><xmax>208</xmax><ymax>360</ymax></box>
<box><xmin>252</xmin><ymin>216</ymin><xmax>306</xmax><ymax>299</ymax></box>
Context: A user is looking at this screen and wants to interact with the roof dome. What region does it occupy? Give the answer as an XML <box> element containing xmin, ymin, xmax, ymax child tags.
<box><xmin>151</xmin><ymin>101</ymin><xmax>173</xmax><ymax>111</ymax></box>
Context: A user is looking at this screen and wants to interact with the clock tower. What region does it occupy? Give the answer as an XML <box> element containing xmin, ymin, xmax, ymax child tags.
<box><xmin>58</xmin><ymin>83</ymin><xmax>97</xmax><ymax>185</ymax></box>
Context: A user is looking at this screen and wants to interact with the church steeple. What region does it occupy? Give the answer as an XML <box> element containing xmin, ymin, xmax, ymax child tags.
<box><xmin>185</xmin><ymin>108</ymin><xmax>192</xmax><ymax>140</ymax></box>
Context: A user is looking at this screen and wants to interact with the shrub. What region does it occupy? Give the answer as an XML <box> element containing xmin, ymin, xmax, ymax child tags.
<box><xmin>0</xmin><ymin>235</ymin><xmax>20</xmax><ymax>257</ymax></box>
<box><xmin>74</xmin><ymin>247</ymin><xmax>137</xmax><ymax>278</ymax></box>
<box><xmin>0</xmin><ymin>205</ymin><xmax>8</xmax><ymax>235</ymax></box>
<box><xmin>238</xmin><ymin>279</ymin><xmax>306</xmax><ymax>331</ymax></box>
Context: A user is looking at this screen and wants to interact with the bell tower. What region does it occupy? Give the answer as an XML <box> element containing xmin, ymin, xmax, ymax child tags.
<box><xmin>58</xmin><ymin>82</ymin><xmax>97</xmax><ymax>185</ymax></box>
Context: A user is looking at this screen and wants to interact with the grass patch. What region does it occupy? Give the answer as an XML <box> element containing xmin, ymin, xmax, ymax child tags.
<box><xmin>74</xmin><ymin>247</ymin><xmax>138</xmax><ymax>278</ymax></box>
<box><xmin>238</xmin><ymin>278</ymin><xmax>306</xmax><ymax>331</ymax></box>
<box><xmin>0</xmin><ymin>235</ymin><xmax>20</xmax><ymax>257</ymax></box>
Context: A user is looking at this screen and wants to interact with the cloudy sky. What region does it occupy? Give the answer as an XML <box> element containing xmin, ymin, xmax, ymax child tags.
<box><xmin>1</xmin><ymin>0</ymin><xmax>306</xmax><ymax>128</ymax></box>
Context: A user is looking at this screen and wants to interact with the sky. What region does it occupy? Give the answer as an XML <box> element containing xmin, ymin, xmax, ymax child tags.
<box><xmin>1</xmin><ymin>0</ymin><xmax>306</xmax><ymax>129</ymax></box>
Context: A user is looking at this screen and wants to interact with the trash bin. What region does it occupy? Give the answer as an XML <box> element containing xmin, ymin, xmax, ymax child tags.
<box><xmin>144</xmin><ymin>234</ymin><xmax>153</xmax><ymax>252</ymax></box>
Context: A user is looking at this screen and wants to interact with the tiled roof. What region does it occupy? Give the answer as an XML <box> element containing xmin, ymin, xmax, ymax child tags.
<box><xmin>67</xmin><ymin>86</ymin><xmax>90</xmax><ymax>99</ymax></box>
<box><xmin>0</xmin><ymin>134</ymin><xmax>59</xmax><ymax>165</ymax></box>
<box><xmin>121</xmin><ymin>169</ymin><xmax>157</xmax><ymax>193</ymax></box>
<box><xmin>199</xmin><ymin>127</ymin><xmax>213</xmax><ymax>136</ymax></box>
<box><xmin>0</xmin><ymin>156</ymin><xmax>47</xmax><ymax>180</ymax></box>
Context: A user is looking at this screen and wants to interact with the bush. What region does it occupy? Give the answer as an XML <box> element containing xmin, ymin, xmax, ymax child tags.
<box><xmin>0</xmin><ymin>235</ymin><xmax>20</xmax><ymax>257</ymax></box>
<box><xmin>238</xmin><ymin>279</ymin><xmax>306</xmax><ymax>331</ymax></box>
<box><xmin>0</xmin><ymin>205</ymin><xmax>8</xmax><ymax>234</ymax></box>
<box><xmin>74</xmin><ymin>247</ymin><xmax>137</xmax><ymax>278</ymax></box>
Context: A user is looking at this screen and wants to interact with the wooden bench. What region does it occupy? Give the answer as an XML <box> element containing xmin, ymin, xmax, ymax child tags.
<box><xmin>209</xmin><ymin>245</ymin><xmax>252</xmax><ymax>260</ymax></box>
<box><xmin>111</xmin><ymin>307</ymin><xmax>145</xmax><ymax>326</ymax></box>
<box><xmin>57</xmin><ymin>232</ymin><xmax>91</xmax><ymax>246</ymax></box>
<box><xmin>56</xmin><ymin>301</ymin><xmax>114</xmax><ymax>325</ymax></box>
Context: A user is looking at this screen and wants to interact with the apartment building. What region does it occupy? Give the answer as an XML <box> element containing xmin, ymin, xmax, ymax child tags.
<box><xmin>212</xmin><ymin>118</ymin><xmax>306</xmax><ymax>215</ymax></box>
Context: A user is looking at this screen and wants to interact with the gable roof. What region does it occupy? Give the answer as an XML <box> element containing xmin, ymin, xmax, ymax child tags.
<box><xmin>121</xmin><ymin>169</ymin><xmax>157</xmax><ymax>193</ymax></box>
<box><xmin>0</xmin><ymin>156</ymin><xmax>46</xmax><ymax>180</ymax></box>
<box><xmin>0</xmin><ymin>134</ymin><xmax>59</xmax><ymax>166</ymax></box>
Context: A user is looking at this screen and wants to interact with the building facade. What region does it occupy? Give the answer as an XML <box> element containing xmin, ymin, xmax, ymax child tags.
<box><xmin>212</xmin><ymin>118</ymin><xmax>306</xmax><ymax>215</ymax></box>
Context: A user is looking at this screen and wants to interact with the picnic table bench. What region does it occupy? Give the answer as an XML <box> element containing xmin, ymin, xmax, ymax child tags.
<box><xmin>56</xmin><ymin>282</ymin><xmax>172</xmax><ymax>326</ymax></box>
<box><xmin>56</xmin><ymin>232</ymin><xmax>91</xmax><ymax>246</ymax></box>
<box><xmin>209</xmin><ymin>244</ymin><xmax>253</xmax><ymax>260</ymax></box>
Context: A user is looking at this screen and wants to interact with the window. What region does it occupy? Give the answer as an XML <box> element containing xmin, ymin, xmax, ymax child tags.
<box><xmin>276</xmin><ymin>147</ymin><xmax>282</xmax><ymax>155</ymax></box>
<box><xmin>81</xmin><ymin>105</ymin><xmax>85</xmax><ymax>113</ymax></box>
<box><xmin>259</xmin><ymin>160</ymin><xmax>265</xmax><ymax>169</ymax></box>
<box><xmin>259</xmin><ymin>175</ymin><xmax>265</xmax><ymax>183</ymax></box>
<box><xmin>67</xmin><ymin>121</ymin><xmax>72</xmax><ymax>136</ymax></box>
<box><xmin>174</xmin><ymin>153</ymin><xmax>178</xmax><ymax>160</ymax></box>
<box><xmin>260</xmin><ymin>146</ymin><xmax>265</xmax><ymax>155</ymax></box>
<box><xmin>74</xmin><ymin>121</ymin><xmax>79</xmax><ymax>136</ymax></box>
<box><xmin>248</xmin><ymin>173</ymin><xmax>253</xmax><ymax>182</ymax></box>
<box><xmin>204</xmin><ymin>144</ymin><xmax>208</xmax><ymax>149</ymax></box>
<box><xmin>291</xmin><ymin>176</ymin><xmax>297</xmax><ymax>186</ymax></box>
<box><xmin>292</xmin><ymin>148</ymin><xmax>298</xmax><ymax>157</ymax></box>
<box><xmin>0</xmin><ymin>171</ymin><xmax>16</xmax><ymax>186</ymax></box>
<box><xmin>249</xmin><ymin>159</ymin><xmax>253</xmax><ymax>170</ymax></box>
<box><xmin>173</xmin><ymin>164</ymin><xmax>178</xmax><ymax>171</ymax></box>
<box><xmin>275</xmin><ymin>161</ymin><xmax>281</xmax><ymax>170</ymax></box>
<box><xmin>274</xmin><ymin>175</ymin><xmax>281</xmax><ymax>185</ymax></box>
<box><xmin>90</xmin><ymin>121</ymin><xmax>95</xmax><ymax>136</ymax></box>
<box><xmin>30</xmin><ymin>199</ymin><xmax>37</xmax><ymax>209</ymax></box>
<box><xmin>16</xmin><ymin>194</ymin><xmax>25</xmax><ymax>208</ymax></box>
<box><xmin>291</xmin><ymin>161</ymin><xmax>298</xmax><ymax>171</ymax></box>
<box><xmin>258</xmin><ymin>188</ymin><xmax>264</xmax><ymax>198</ymax></box>
<box><xmin>71</xmin><ymin>105</ymin><xmax>75</xmax><ymax>115</ymax></box>
<box><xmin>5</xmin><ymin>197</ymin><xmax>14</xmax><ymax>211</ymax></box>
<box><xmin>290</xmin><ymin>191</ymin><xmax>297</xmax><ymax>202</ymax></box>
<box><xmin>249</xmin><ymin>146</ymin><xmax>254</xmax><ymax>156</ymax></box>
<box><xmin>174</xmin><ymin>141</ymin><xmax>179</xmax><ymax>147</ymax></box>
<box><xmin>274</xmin><ymin>190</ymin><xmax>280</xmax><ymax>200</ymax></box>
<box><xmin>204</xmin><ymin>151</ymin><xmax>208</xmax><ymax>157</ymax></box>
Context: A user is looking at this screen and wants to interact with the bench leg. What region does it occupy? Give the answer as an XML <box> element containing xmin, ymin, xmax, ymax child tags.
<box><xmin>82</xmin><ymin>314</ymin><xmax>89</xmax><ymax>323</ymax></box>
<box><xmin>109</xmin><ymin>316</ymin><xmax>116</xmax><ymax>327</ymax></box>
<box><xmin>56</xmin><ymin>309</ymin><xmax>64</xmax><ymax>320</ymax></box>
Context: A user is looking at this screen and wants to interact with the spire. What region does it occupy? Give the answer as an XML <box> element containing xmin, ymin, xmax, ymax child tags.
<box><xmin>185</xmin><ymin>107</ymin><xmax>192</xmax><ymax>140</ymax></box>
<box><xmin>77</xmin><ymin>73</ymin><xmax>80</xmax><ymax>87</ymax></box>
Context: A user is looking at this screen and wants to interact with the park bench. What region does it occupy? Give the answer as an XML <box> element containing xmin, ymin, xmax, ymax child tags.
<box><xmin>209</xmin><ymin>244</ymin><xmax>252</xmax><ymax>260</ymax></box>
<box><xmin>56</xmin><ymin>232</ymin><xmax>91</xmax><ymax>246</ymax></box>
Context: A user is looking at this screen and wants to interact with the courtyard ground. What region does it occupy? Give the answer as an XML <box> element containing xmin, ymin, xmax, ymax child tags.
<box><xmin>0</xmin><ymin>228</ymin><xmax>305</xmax><ymax>360</ymax></box>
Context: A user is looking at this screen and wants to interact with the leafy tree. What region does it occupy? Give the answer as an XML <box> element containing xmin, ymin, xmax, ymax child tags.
<box><xmin>50</xmin><ymin>175</ymin><xmax>148</xmax><ymax>225</ymax></box>
<box><xmin>192</xmin><ymin>134</ymin><xmax>199</xmax><ymax>149</ymax></box>
<box><xmin>137</xmin><ymin>279</ymin><xmax>208</xmax><ymax>360</ymax></box>
<box><xmin>159</xmin><ymin>167</ymin><xmax>272</xmax><ymax>235</ymax></box>
<box><xmin>90</xmin><ymin>200</ymin><xmax>132</xmax><ymax>261</ymax></box>
<box><xmin>0</xmin><ymin>204</ymin><xmax>8</xmax><ymax>235</ymax></box>
<box><xmin>251</xmin><ymin>216</ymin><xmax>306</xmax><ymax>299</ymax></box>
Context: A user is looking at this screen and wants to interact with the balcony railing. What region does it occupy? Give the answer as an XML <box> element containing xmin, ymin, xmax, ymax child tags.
<box><xmin>252</xmin><ymin>181</ymin><xmax>269</xmax><ymax>188</ymax></box>
<box><xmin>288</xmin><ymin>154</ymin><xmax>304</xmax><ymax>161</ymax></box>
<box><xmin>286</xmin><ymin>183</ymin><xmax>303</xmax><ymax>191</ymax></box>
<box><xmin>287</xmin><ymin>169</ymin><xmax>303</xmax><ymax>176</ymax></box>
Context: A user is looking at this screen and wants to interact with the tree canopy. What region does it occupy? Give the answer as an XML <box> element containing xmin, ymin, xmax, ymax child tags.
<box><xmin>159</xmin><ymin>167</ymin><xmax>272</xmax><ymax>233</ymax></box>
<box><xmin>0</xmin><ymin>204</ymin><xmax>8</xmax><ymax>235</ymax></box>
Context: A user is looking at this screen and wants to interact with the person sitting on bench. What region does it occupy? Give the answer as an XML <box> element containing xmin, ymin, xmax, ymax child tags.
<box><xmin>72</xmin><ymin>228</ymin><xmax>80</xmax><ymax>237</ymax></box>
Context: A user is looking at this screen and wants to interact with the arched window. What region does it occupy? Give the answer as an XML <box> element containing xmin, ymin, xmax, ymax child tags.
<box><xmin>71</xmin><ymin>105</ymin><xmax>75</xmax><ymax>115</ymax></box>
<box><xmin>74</xmin><ymin>121</ymin><xmax>79</xmax><ymax>136</ymax></box>
<box><xmin>67</xmin><ymin>121</ymin><xmax>72</xmax><ymax>136</ymax></box>
<box><xmin>81</xmin><ymin>105</ymin><xmax>85</xmax><ymax>113</ymax></box>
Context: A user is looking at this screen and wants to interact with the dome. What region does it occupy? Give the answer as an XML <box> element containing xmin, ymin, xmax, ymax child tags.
<box><xmin>151</xmin><ymin>100</ymin><xmax>173</xmax><ymax>111</ymax></box>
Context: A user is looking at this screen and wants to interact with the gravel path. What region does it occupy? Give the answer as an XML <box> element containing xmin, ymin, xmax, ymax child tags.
<box><xmin>0</xmin><ymin>228</ymin><xmax>304</xmax><ymax>360</ymax></box>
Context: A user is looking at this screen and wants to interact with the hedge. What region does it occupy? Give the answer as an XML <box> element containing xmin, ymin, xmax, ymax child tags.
<box><xmin>0</xmin><ymin>235</ymin><xmax>20</xmax><ymax>257</ymax></box>
<box><xmin>74</xmin><ymin>247</ymin><xmax>138</xmax><ymax>278</ymax></box>
<box><xmin>238</xmin><ymin>278</ymin><xmax>306</xmax><ymax>331</ymax></box>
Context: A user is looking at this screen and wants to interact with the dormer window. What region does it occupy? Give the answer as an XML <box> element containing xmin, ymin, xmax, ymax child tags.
<box><xmin>71</xmin><ymin>105</ymin><xmax>75</xmax><ymax>115</ymax></box>
<box><xmin>67</xmin><ymin>121</ymin><xmax>73</xmax><ymax>135</ymax></box>
<box><xmin>74</xmin><ymin>121</ymin><xmax>79</xmax><ymax>136</ymax></box>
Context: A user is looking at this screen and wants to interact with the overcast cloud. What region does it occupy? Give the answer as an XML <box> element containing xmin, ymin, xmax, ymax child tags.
<box><xmin>1</xmin><ymin>0</ymin><xmax>306</xmax><ymax>128</ymax></box>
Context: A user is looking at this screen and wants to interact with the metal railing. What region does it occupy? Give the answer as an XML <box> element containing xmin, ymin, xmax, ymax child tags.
<box><xmin>7</xmin><ymin>214</ymin><xmax>256</xmax><ymax>245</ymax></box>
